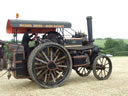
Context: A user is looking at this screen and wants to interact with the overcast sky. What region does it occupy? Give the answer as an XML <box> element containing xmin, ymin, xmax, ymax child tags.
<box><xmin>0</xmin><ymin>0</ymin><xmax>128</xmax><ymax>40</ymax></box>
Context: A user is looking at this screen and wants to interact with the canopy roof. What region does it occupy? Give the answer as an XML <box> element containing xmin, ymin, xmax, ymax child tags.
<box><xmin>7</xmin><ymin>19</ymin><xmax>72</xmax><ymax>34</ymax></box>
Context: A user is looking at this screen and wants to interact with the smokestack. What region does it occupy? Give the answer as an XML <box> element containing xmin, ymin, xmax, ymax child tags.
<box><xmin>86</xmin><ymin>16</ymin><xmax>93</xmax><ymax>44</ymax></box>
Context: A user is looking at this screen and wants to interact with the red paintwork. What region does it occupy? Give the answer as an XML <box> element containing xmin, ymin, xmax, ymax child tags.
<box><xmin>6</xmin><ymin>20</ymin><xmax>56</xmax><ymax>34</ymax></box>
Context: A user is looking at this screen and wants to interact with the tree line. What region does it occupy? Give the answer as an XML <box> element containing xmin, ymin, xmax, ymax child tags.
<box><xmin>100</xmin><ymin>38</ymin><xmax>128</xmax><ymax>56</ymax></box>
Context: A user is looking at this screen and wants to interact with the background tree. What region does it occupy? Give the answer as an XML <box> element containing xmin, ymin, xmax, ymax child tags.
<box><xmin>104</xmin><ymin>38</ymin><xmax>128</xmax><ymax>56</ymax></box>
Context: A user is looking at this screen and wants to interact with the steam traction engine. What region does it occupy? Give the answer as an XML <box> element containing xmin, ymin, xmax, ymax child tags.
<box><xmin>0</xmin><ymin>16</ymin><xmax>112</xmax><ymax>88</ymax></box>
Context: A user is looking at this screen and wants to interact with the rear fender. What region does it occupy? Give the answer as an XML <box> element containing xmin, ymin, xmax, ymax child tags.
<box><xmin>8</xmin><ymin>44</ymin><xmax>29</xmax><ymax>78</ymax></box>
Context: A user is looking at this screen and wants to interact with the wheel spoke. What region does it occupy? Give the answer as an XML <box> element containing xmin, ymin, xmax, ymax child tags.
<box><xmin>56</xmin><ymin>56</ymin><xmax>65</xmax><ymax>62</ymax></box>
<box><xmin>48</xmin><ymin>48</ymin><xmax>50</xmax><ymax>57</ymax></box>
<box><xmin>85</xmin><ymin>68</ymin><xmax>88</xmax><ymax>74</ymax></box>
<box><xmin>35</xmin><ymin>57</ymin><xmax>48</xmax><ymax>64</ymax></box>
<box><xmin>80</xmin><ymin>68</ymin><xmax>83</xmax><ymax>73</ymax></box>
<box><xmin>41</xmin><ymin>51</ymin><xmax>49</xmax><ymax>62</ymax></box>
<box><xmin>35</xmin><ymin>66</ymin><xmax>46</xmax><ymax>70</ymax></box>
<box><xmin>54</xmin><ymin>52</ymin><xmax>60</xmax><ymax>62</ymax></box>
<box><xmin>44</xmin><ymin>73</ymin><xmax>47</xmax><ymax>82</ymax></box>
<box><xmin>53</xmin><ymin>49</ymin><xmax>59</xmax><ymax>58</ymax></box>
<box><xmin>96</xmin><ymin>69</ymin><xmax>100</xmax><ymax>74</ymax></box>
<box><xmin>57</xmin><ymin>68</ymin><xmax>63</xmax><ymax>72</ymax></box>
<box><xmin>48</xmin><ymin>70</ymin><xmax>52</xmax><ymax>81</ymax></box>
<box><xmin>99</xmin><ymin>58</ymin><xmax>104</xmax><ymax>65</ymax></box>
<box><xmin>58</xmin><ymin>65</ymin><xmax>67</xmax><ymax>68</ymax></box>
<box><xmin>38</xmin><ymin>53</ymin><xmax>44</xmax><ymax>59</ymax></box>
<box><xmin>57</xmin><ymin>71</ymin><xmax>63</xmax><ymax>78</ymax></box>
<box><xmin>37</xmin><ymin>70</ymin><xmax>43</xmax><ymax>76</ymax></box>
<box><xmin>104</xmin><ymin>58</ymin><xmax>107</xmax><ymax>65</ymax></box>
<box><xmin>78</xmin><ymin>67</ymin><xmax>82</xmax><ymax>71</ymax></box>
<box><xmin>101</xmin><ymin>70</ymin><xmax>103</xmax><ymax>77</ymax></box>
<box><xmin>82</xmin><ymin>68</ymin><xmax>85</xmax><ymax>74</ymax></box>
<box><xmin>47</xmin><ymin>70</ymin><xmax>50</xmax><ymax>81</ymax></box>
<box><xmin>38</xmin><ymin>69</ymin><xmax>48</xmax><ymax>79</ymax></box>
<box><xmin>99</xmin><ymin>58</ymin><xmax>102</xmax><ymax>64</ymax></box>
<box><xmin>34</xmin><ymin>62</ymin><xmax>42</xmax><ymax>65</ymax></box>
<box><xmin>50</xmin><ymin>48</ymin><xmax>53</xmax><ymax>60</ymax></box>
<box><xmin>53</xmin><ymin>70</ymin><xmax>57</xmax><ymax>78</ymax></box>
<box><xmin>101</xmin><ymin>58</ymin><xmax>104</xmax><ymax>65</ymax></box>
<box><xmin>104</xmin><ymin>70</ymin><xmax>106</xmax><ymax>77</ymax></box>
<box><xmin>56</xmin><ymin>60</ymin><xmax>65</xmax><ymax>65</ymax></box>
<box><xmin>54</xmin><ymin>56</ymin><xmax>58</xmax><ymax>62</ymax></box>
<box><xmin>51</xmin><ymin>72</ymin><xmax>56</xmax><ymax>82</ymax></box>
<box><xmin>105</xmin><ymin>69</ymin><xmax>108</xmax><ymax>73</ymax></box>
<box><xmin>98</xmin><ymin>70</ymin><xmax>102</xmax><ymax>76</ymax></box>
<box><xmin>104</xmin><ymin>63</ymin><xmax>109</xmax><ymax>66</ymax></box>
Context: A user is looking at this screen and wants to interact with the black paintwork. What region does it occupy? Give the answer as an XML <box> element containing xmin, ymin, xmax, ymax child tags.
<box><xmin>87</xmin><ymin>16</ymin><xmax>93</xmax><ymax>44</ymax></box>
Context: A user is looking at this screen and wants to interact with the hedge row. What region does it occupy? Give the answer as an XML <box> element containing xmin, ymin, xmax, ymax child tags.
<box><xmin>114</xmin><ymin>51</ymin><xmax>128</xmax><ymax>56</ymax></box>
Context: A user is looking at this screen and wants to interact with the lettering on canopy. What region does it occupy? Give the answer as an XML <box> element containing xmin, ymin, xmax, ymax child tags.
<box><xmin>19</xmin><ymin>24</ymin><xmax>64</xmax><ymax>28</ymax></box>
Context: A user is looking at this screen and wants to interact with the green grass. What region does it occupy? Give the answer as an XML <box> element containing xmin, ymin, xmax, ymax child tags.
<box><xmin>94</xmin><ymin>39</ymin><xmax>128</xmax><ymax>48</ymax></box>
<box><xmin>94</xmin><ymin>39</ymin><xmax>106</xmax><ymax>48</ymax></box>
<box><xmin>124</xmin><ymin>39</ymin><xmax>128</xmax><ymax>44</ymax></box>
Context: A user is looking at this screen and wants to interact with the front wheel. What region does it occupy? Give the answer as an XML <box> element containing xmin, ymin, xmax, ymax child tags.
<box><xmin>93</xmin><ymin>55</ymin><xmax>112</xmax><ymax>80</ymax></box>
<box><xmin>28</xmin><ymin>42</ymin><xmax>72</xmax><ymax>88</ymax></box>
<box><xmin>75</xmin><ymin>67</ymin><xmax>91</xmax><ymax>77</ymax></box>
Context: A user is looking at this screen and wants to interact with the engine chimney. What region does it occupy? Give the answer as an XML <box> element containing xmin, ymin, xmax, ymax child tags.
<box><xmin>86</xmin><ymin>16</ymin><xmax>93</xmax><ymax>44</ymax></box>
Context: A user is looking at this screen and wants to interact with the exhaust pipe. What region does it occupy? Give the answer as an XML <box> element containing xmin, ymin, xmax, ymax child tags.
<box><xmin>86</xmin><ymin>16</ymin><xmax>93</xmax><ymax>44</ymax></box>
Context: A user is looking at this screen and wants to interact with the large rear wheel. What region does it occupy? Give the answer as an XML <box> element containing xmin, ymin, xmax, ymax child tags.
<box><xmin>28</xmin><ymin>42</ymin><xmax>72</xmax><ymax>88</ymax></box>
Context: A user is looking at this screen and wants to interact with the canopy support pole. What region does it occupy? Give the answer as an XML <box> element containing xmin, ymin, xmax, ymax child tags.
<box><xmin>13</xmin><ymin>28</ymin><xmax>18</xmax><ymax>44</ymax></box>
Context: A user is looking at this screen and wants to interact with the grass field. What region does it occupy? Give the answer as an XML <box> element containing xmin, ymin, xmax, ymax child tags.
<box><xmin>94</xmin><ymin>39</ymin><xmax>128</xmax><ymax>48</ymax></box>
<box><xmin>94</xmin><ymin>39</ymin><xmax>106</xmax><ymax>48</ymax></box>
<box><xmin>123</xmin><ymin>39</ymin><xmax>128</xmax><ymax>44</ymax></box>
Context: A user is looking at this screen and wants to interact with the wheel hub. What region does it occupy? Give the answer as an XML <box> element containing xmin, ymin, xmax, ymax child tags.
<box><xmin>96</xmin><ymin>65</ymin><xmax>105</xmax><ymax>70</ymax></box>
<box><xmin>47</xmin><ymin>61</ymin><xmax>57</xmax><ymax>70</ymax></box>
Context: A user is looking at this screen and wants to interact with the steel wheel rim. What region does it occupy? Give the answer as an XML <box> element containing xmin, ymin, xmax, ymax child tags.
<box><xmin>31</xmin><ymin>44</ymin><xmax>72</xmax><ymax>87</ymax></box>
